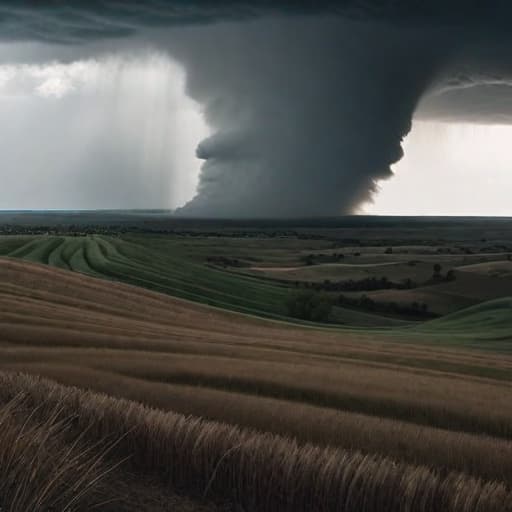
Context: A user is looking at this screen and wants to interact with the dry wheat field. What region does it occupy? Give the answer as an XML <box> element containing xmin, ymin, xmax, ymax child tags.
<box><xmin>0</xmin><ymin>256</ymin><xmax>511</xmax><ymax>511</ymax></box>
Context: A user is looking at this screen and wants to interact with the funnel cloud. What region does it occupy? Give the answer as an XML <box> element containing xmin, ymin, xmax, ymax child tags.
<box><xmin>167</xmin><ymin>18</ymin><xmax>446</xmax><ymax>216</ymax></box>
<box><xmin>1</xmin><ymin>2</ymin><xmax>512</xmax><ymax>216</ymax></box>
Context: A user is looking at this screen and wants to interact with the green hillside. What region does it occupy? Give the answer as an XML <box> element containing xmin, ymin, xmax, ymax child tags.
<box><xmin>409</xmin><ymin>298</ymin><xmax>512</xmax><ymax>351</ymax></box>
<box><xmin>1</xmin><ymin>234</ymin><xmax>510</xmax><ymax>348</ymax></box>
<box><xmin>0</xmin><ymin>235</ymin><xmax>402</xmax><ymax>327</ymax></box>
<box><xmin>0</xmin><ymin>235</ymin><xmax>288</xmax><ymax>317</ymax></box>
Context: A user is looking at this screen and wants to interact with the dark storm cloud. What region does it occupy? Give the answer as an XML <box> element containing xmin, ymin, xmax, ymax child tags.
<box><xmin>417</xmin><ymin>39</ymin><xmax>512</xmax><ymax>124</ymax></box>
<box><xmin>3</xmin><ymin>1</ymin><xmax>512</xmax><ymax>43</ymax></box>
<box><xmin>165</xmin><ymin>17</ymin><xmax>449</xmax><ymax>216</ymax></box>
<box><xmin>2</xmin><ymin>1</ymin><xmax>512</xmax><ymax>216</ymax></box>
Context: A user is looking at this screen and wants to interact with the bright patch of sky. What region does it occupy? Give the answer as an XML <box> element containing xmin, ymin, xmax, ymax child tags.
<box><xmin>363</xmin><ymin>120</ymin><xmax>512</xmax><ymax>216</ymax></box>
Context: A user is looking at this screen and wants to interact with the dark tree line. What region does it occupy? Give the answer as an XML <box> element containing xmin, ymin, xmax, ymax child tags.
<box><xmin>337</xmin><ymin>294</ymin><xmax>436</xmax><ymax>319</ymax></box>
<box><xmin>300</xmin><ymin>276</ymin><xmax>417</xmax><ymax>292</ymax></box>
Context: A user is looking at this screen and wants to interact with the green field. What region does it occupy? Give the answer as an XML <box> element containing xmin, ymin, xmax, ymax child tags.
<box><xmin>0</xmin><ymin>235</ymin><xmax>290</xmax><ymax>317</ymax></box>
<box><xmin>0</xmin><ymin>234</ymin><xmax>411</xmax><ymax>327</ymax></box>
<box><xmin>1</xmin><ymin>233</ymin><xmax>511</xmax><ymax>349</ymax></box>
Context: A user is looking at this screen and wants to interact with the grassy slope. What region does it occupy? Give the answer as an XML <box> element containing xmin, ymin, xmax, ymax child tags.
<box><xmin>413</xmin><ymin>297</ymin><xmax>512</xmax><ymax>347</ymax></box>
<box><xmin>1</xmin><ymin>259</ymin><xmax>512</xmax><ymax>483</ymax></box>
<box><xmin>0</xmin><ymin>388</ymin><xmax>225</xmax><ymax>512</ymax></box>
<box><xmin>2</xmin><ymin>234</ymin><xmax>511</xmax><ymax>344</ymax></box>
<box><xmin>359</xmin><ymin>269</ymin><xmax>512</xmax><ymax>316</ymax></box>
<box><xmin>3</xmin><ymin>372</ymin><xmax>511</xmax><ymax>512</ymax></box>
<box><xmin>1</xmin><ymin>233</ymin><xmax>511</xmax><ymax>509</ymax></box>
<box><xmin>0</xmin><ymin>235</ymin><xmax>407</xmax><ymax>327</ymax></box>
<box><xmin>0</xmin><ymin>235</ymin><xmax>289</xmax><ymax>316</ymax></box>
<box><xmin>238</xmin><ymin>241</ymin><xmax>512</xmax><ymax>316</ymax></box>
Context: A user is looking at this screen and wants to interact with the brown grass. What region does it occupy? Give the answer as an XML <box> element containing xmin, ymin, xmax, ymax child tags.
<box><xmin>1</xmin><ymin>258</ymin><xmax>512</xmax><ymax>509</ymax></box>
<box><xmin>3</xmin><ymin>360</ymin><xmax>512</xmax><ymax>486</ymax></box>
<box><xmin>3</xmin><ymin>346</ymin><xmax>512</xmax><ymax>438</ymax></box>
<box><xmin>0</xmin><ymin>394</ymin><xmax>114</xmax><ymax>511</ymax></box>
<box><xmin>1</xmin><ymin>371</ymin><xmax>511</xmax><ymax>512</ymax></box>
<box><xmin>0</xmin><ymin>386</ymin><xmax>227</xmax><ymax>512</ymax></box>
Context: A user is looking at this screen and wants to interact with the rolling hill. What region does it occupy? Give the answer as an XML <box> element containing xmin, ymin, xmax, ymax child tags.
<box><xmin>0</xmin><ymin>235</ymin><xmax>410</xmax><ymax>327</ymax></box>
<box><xmin>1</xmin><ymin>257</ymin><xmax>512</xmax><ymax>510</ymax></box>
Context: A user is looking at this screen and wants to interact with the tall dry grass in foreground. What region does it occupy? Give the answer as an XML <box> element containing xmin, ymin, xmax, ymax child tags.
<box><xmin>2</xmin><ymin>259</ymin><xmax>512</xmax><ymax>510</ymax></box>
<box><xmin>0</xmin><ymin>372</ymin><xmax>510</xmax><ymax>512</ymax></box>
<box><xmin>11</xmin><ymin>360</ymin><xmax>512</xmax><ymax>486</ymax></box>
<box><xmin>0</xmin><ymin>394</ymin><xmax>115</xmax><ymax>511</ymax></box>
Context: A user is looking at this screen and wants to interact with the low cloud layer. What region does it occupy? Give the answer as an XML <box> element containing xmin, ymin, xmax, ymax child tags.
<box><xmin>1</xmin><ymin>2</ymin><xmax>512</xmax><ymax>216</ymax></box>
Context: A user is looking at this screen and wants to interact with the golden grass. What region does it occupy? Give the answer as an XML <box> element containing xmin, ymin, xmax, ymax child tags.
<box><xmin>5</xmin><ymin>361</ymin><xmax>512</xmax><ymax>485</ymax></box>
<box><xmin>1</xmin><ymin>371</ymin><xmax>511</xmax><ymax>512</ymax></box>
<box><xmin>2</xmin><ymin>258</ymin><xmax>512</xmax><ymax>509</ymax></box>
<box><xmin>0</xmin><ymin>394</ymin><xmax>114</xmax><ymax>511</ymax></box>
<box><xmin>0</xmin><ymin>386</ymin><xmax>227</xmax><ymax>512</ymax></box>
<box><xmin>4</xmin><ymin>345</ymin><xmax>512</xmax><ymax>437</ymax></box>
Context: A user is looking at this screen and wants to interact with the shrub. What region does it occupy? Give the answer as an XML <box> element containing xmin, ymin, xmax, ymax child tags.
<box><xmin>286</xmin><ymin>290</ymin><xmax>332</xmax><ymax>321</ymax></box>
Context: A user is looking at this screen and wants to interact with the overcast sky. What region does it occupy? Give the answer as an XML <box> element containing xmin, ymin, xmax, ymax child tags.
<box><xmin>0</xmin><ymin>49</ymin><xmax>207</xmax><ymax>210</ymax></box>
<box><xmin>3</xmin><ymin>53</ymin><xmax>511</xmax><ymax>215</ymax></box>
<box><xmin>1</xmin><ymin>4</ymin><xmax>512</xmax><ymax>216</ymax></box>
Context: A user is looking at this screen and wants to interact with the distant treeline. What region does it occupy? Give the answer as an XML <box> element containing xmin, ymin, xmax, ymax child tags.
<box><xmin>294</xmin><ymin>265</ymin><xmax>457</xmax><ymax>294</ymax></box>
<box><xmin>286</xmin><ymin>289</ymin><xmax>437</xmax><ymax>322</ymax></box>
<box><xmin>337</xmin><ymin>294</ymin><xmax>437</xmax><ymax>319</ymax></box>
<box><xmin>206</xmin><ymin>255</ymin><xmax>250</xmax><ymax>268</ymax></box>
<box><xmin>300</xmin><ymin>276</ymin><xmax>417</xmax><ymax>292</ymax></box>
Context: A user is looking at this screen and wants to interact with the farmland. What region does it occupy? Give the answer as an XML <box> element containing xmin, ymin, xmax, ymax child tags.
<box><xmin>0</xmin><ymin>214</ymin><xmax>511</xmax><ymax>510</ymax></box>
